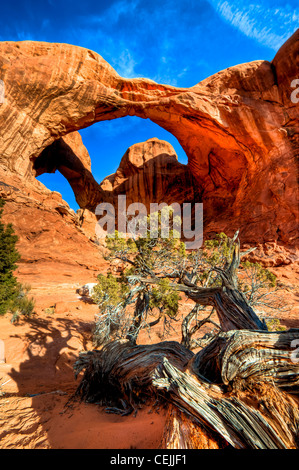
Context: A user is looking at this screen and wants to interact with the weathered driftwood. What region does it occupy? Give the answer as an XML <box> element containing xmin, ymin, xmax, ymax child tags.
<box><xmin>74</xmin><ymin>329</ymin><xmax>299</xmax><ymax>449</ymax></box>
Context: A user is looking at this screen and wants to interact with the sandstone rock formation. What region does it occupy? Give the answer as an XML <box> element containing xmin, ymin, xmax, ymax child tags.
<box><xmin>99</xmin><ymin>137</ymin><xmax>198</xmax><ymax>210</ymax></box>
<box><xmin>0</xmin><ymin>30</ymin><xmax>298</xmax><ymax>250</ymax></box>
<box><xmin>0</xmin><ymin>168</ymin><xmax>106</xmax><ymax>283</ymax></box>
<box><xmin>33</xmin><ymin>131</ymin><xmax>104</xmax><ymax>210</ymax></box>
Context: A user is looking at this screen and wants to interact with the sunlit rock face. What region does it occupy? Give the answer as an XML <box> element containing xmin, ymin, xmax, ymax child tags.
<box><xmin>0</xmin><ymin>30</ymin><xmax>298</xmax><ymax>247</ymax></box>
<box><xmin>33</xmin><ymin>131</ymin><xmax>104</xmax><ymax>210</ymax></box>
<box><xmin>0</xmin><ymin>169</ymin><xmax>106</xmax><ymax>276</ymax></box>
<box><xmin>99</xmin><ymin>137</ymin><xmax>198</xmax><ymax>210</ymax></box>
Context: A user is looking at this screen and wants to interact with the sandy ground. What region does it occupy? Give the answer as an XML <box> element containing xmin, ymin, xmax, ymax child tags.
<box><xmin>0</xmin><ymin>260</ymin><xmax>298</xmax><ymax>449</ymax></box>
<box><xmin>0</xmin><ymin>261</ymin><xmax>168</xmax><ymax>449</ymax></box>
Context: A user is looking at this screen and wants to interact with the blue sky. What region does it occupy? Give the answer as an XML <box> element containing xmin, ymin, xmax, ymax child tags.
<box><xmin>1</xmin><ymin>0</ymin><xmax>297</xmax><ymax>210</ymax></box>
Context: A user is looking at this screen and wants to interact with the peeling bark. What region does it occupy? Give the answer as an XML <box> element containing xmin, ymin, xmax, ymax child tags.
<box><xmin>74</xmin><ymin>243</ymin><xmax>299</xmax><ymax>449</ymax></box>
<box><xmin>74</xmin><ymin>329</ymin><xmax>299</xmax><ymax>449</ymax></box>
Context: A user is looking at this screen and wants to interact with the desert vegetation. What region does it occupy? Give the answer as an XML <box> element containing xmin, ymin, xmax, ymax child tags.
<box><xmin>74</xmin><ymin>211</ymin><xmax>299</xmax><ymax>449</ymax></box>
<box><xmin>0</xmin><ymin>198</ymin><xmax>35</xmax><ymax>322</ymax></box>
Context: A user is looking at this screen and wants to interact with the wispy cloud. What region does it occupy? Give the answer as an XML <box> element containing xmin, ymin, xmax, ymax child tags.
<box><xmin>0</xmin><ymin>0</ymin><xmax>233</xmax><ymax>86</ymax></box>
<box><xmin>208</xmin><ymin>0</ymin><xmax>298</xmax><ymax>50</ymax></box>
<box><xmin>110</xmin><ymin>48</ymin><xmax>139</xmax><ymax>78</ymax></box>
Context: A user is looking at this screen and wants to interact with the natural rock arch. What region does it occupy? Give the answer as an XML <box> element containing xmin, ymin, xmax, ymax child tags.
<box><xmin>0</xmin><ymin>30</ymin><xmax>298</xmax><ymax>244</ymax></box>
<box><xmin>33</xmin><ymin>132</ymin><xmax>105</xmax><ymax>210</ymax></box>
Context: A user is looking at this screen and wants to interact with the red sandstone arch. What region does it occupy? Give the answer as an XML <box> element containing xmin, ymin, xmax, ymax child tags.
<box><xmin>0</xmin><ymin>30</ymin><xmax>298</xmax><ymax>244</ymax></box>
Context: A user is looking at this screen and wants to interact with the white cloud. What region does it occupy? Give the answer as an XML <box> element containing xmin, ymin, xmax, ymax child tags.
<box><xmin>208</xmin><ymin>0</ymin><xmax>298</xmax><ymax>50</ymax></box>
<box><xmin>87</xmin><ymin>0</ymin><xmax>139</xmax><ymax>27</ymax></box>
<box><xmin>111</xmin><ymin>48</ymin><xmax>139</xmax><ymax>78</ymax></box>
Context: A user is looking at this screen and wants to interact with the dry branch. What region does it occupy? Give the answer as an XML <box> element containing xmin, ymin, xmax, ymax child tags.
<box><xmin>74</xmin><ymin>329</ymin><xmax>299</xmax><ymax>448</ymax></box>
<box><xmin>74</xmin><ymin>238</ymin><xmax>298</xmax><ymax>449</ymax></box>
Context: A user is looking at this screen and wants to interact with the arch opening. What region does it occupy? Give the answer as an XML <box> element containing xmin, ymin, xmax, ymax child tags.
<box><xmin>34</xmin><ymin>116</ymin><xmax>195</xmax><ymax>214</ymax></box>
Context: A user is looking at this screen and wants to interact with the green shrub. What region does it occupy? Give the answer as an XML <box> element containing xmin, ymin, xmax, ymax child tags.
<box><xmin>92</xmin><ymin>272</ymin><xmax>129</xmax><ymax>308</ymax></box>
<box><xmin>92</xmin><ymin>222</ymin><xmax>285</xmax><ymax>346</ymax></box>
<box><xmin>265</xmin><ymin>318</ymin><xmax>286</xmax><ymax>331</ymax></box>
<box><xmin>149</xmin><ymin>278</ymin><xmax>180</xmax><ymax>318</ymax></box>
<box><xmin>0</xmin><ymin>198</ymin><xmax>35</xmax><ymax>321</ymax></box>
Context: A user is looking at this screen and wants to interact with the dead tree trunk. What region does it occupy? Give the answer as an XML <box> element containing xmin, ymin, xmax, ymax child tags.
<box><xmin>160</xmin><ymin>405</ymin><xmax>225</xmax><ymax>449</ymax></box>
<box><xmin>74</xmin><ymin>241</ymin><xmax>299</xmax><ymax>448</ymax></box>
<box><xmin>182</xmin><ymin>241</ymin><xmax>268</xmax><ymax>332</ymax></box>
<box><xmin>74</xmin><ymin>329</ymin><xmax>299</xmax><ymax>448</ymax></box>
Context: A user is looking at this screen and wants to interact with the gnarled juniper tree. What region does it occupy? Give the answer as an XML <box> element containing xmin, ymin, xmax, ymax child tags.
<box><xmin>75</xmin><ymin>209</ymin><xmax>299</xmax><ymax>448</ymax></box>
<box><xmin>91</xmin><ymin>210</ymin><xmax>283</xmax><ymax>349</ymax></box>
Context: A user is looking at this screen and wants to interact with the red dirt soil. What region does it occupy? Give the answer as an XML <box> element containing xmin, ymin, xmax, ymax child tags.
<box><xmin>0</xmin><ymin>253</ymin><xmax>298</xmax><ymax>449</ymax></box>
<box><xmin>0</xmin><ymin>263</ymin><xmax>169</xmax><ymax>449</ymax></box>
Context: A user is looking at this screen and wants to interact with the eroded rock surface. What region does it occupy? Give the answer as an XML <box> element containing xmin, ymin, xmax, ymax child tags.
<box><xmin>99</xmin><ymin>137</ymin><xmax>198</xmax><ymax>210</ymax></box>
<box><xmin>0</xmin><ymin>30</ymin><xmax>298</xmax><ymax>248</ymax></box>
<box><xmin>0</xmin><ymin>168</ymin><xmax>106</xmax><ymax>280</ymax></box>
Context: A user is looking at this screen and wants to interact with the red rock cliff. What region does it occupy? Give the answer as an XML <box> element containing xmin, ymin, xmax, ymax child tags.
<box><xmin>99</xmin><ymin>137</ymin><xmax>198</xmax><ymax>209</ymax></box>
<box><xmin>0</xmin><ymin>30</ymin><xmax>298</xmax><ymax>247</ymax></box>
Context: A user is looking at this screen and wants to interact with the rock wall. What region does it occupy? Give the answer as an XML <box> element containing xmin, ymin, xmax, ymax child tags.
<box><xmin>0</xmin><ymin>30</ymin><xmax>298</xmax><ymax>247</ymax></box>
<box><xmin>99</xmin><ymin>137</ymin><xmax>198</xmax><ymax>210</ymax></box>
<box><xmin>0</xmin><ymin>168</ymin><xmax>106</xmax><ymax>279</ymax></box>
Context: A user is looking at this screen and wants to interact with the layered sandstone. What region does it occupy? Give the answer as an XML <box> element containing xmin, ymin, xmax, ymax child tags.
<box><xmin>99</xmin><ymin>137</ymin><xmax>198</xmax><ymax>209</ymax></box>
<box><xmin>0</xmin><ymin>30</ymin><xmax>298</xmax><ymax>248</ymax></box>
<box><xmin>0</xmin><ymin>168</ymin><xmax>106</xmax><ymax>283</ymax></box>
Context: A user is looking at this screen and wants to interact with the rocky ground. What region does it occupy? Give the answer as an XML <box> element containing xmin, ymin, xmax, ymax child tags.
<box><xmin>0</xmin><ymin>269</ymin><xmax>168</xmax><ymax>449</ymax></box>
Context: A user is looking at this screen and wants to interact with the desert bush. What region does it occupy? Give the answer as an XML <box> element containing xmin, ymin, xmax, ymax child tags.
<box><xmin>0</xmin><ymin>198</ymin><xmax>35</xmax><ymax>321</ymax></box>
<box><xmin>92</xmin><ymin>212</ymin><xmax>284</xmax><ymax>348</ymax></box>
<box><xmin>265</xmin><ymin>317</ymin><xmax>287</xmax><ymax>331</ymax></box>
